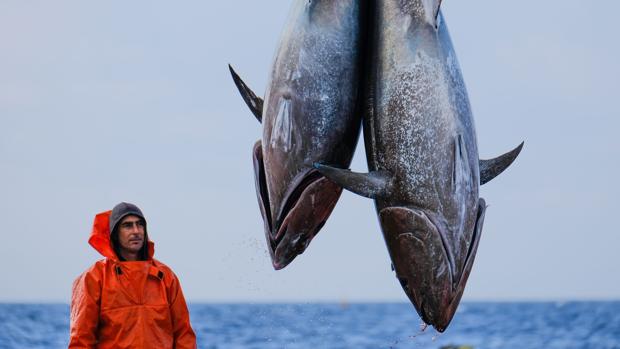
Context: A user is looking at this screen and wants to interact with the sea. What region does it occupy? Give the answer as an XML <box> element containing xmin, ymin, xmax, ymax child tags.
<box><xmin>0</xmin><ymin>302</ymin><xmax>618</xmax><ymax>349</ymax></box>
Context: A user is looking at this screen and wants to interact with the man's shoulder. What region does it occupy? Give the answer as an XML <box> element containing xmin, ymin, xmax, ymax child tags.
<box><xmin>151</xmin><ymin>258</ymin><xmax>174</xmax><ymax>272</ymax></box>
<box><xmin>89</xmin><ymin>258</ymin><xmax>111</xmax><ymax>270</ymax></box>
<box><xmin>72</xmin><ymin>259</ymin><xmax>108</xmax><ymax>288</ymax></box>
<box><xmin>151</xmin><ymin>259</ymin><xmax>179</xmax><ymax>280</ymax></box>
<box><xmin>76</xmin><ymin>259</ymin><xmax>109</xmax><ymax>279</ymax></box>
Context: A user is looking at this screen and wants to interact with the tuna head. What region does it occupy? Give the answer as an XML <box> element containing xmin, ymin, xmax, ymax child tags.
<box><xmin>314</xmin><ymin>139</ymin><xmax>522</xmax><ymax>331</ymax></box>
<box><xmin>253</xmin><ymin>141</ymin><xmax>343</xmax><ymax>270</ymax></box>
<box><xmin>379</xmin><ymin>199</ymin><xmax>486</xmax><ymax>332</ymax></box>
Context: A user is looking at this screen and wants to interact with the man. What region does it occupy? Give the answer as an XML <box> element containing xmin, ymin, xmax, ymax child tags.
<box><xmin>69</xmin><ymin>202</ymin><xmax>197</xmax><ymax>348</ymax></box>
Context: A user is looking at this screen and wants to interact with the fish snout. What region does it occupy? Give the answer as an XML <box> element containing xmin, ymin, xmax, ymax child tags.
<box><xmin>266</xmin><ymin>171</ymin><xmax>343</xmax><ymax>270</ymax></box>
<box><xmin>271</xmin><ymin>228</ymin><xmax>314</xmax><ymax>270</ymax></box>
<box><xmin>379</xmin><ymin>207</ymin><xmax>457</xmax><ymax>332</ymax></box>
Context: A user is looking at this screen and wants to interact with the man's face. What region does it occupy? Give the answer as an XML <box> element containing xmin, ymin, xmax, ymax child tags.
<box><xmin>117</xmin><ymin>215</ymin><xmax>145</xmax><ymax>256</ymax></box>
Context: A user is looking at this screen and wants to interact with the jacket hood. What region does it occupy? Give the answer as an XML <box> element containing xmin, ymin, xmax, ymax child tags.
<box><xmin>110</xmin><ymin>202</ymin><xmax>146</xmax><ymax>235</ymax></box>
<box><xmin>89</xmin><ymin>210</ymin><xmax>155</xmax><ymax>260</ymax></box>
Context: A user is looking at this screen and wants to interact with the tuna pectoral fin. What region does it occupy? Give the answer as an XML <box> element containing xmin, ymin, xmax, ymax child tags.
<box><xmin>228</xmin><ymin>64</ymin><xmax>263</xmax><ymax>123</ymax></box>
<box><xmin>313</xmin><ymin>163</ymin><xmax>391</xmax><ymax>199</ymax></box>
<box><xmin>479</xmin><ymin>141</ymin><xmax>524</xmax><ymax>185</ymax></box>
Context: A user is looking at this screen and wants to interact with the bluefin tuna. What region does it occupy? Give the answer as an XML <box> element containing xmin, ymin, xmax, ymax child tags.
<box><xmin>315</xmin><ymin>0</ymin><xmax>522</xmax><ymax>331</ymax></box>
<box><xmin>229</xmin><ymin>1</ymin><xmax>367</xmax><ymax>270</ymax></box>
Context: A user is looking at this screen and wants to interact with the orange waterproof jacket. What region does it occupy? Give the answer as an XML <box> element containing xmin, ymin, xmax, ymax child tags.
<box><xmin>69</xmin><ymin>210</ymin><xmax>197</xmax><ymax>349</ymax></box>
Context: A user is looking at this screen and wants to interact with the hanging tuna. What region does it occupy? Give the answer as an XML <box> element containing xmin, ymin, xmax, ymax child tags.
<box><xmin>229</xmin><ymin>1</ymin><xmax>367</xmax><ymax>270</ymax></box>
<box><xmin>315</xmin><ymin>0</ymin><xmax>523</xmax><ymax>332</ymax></box>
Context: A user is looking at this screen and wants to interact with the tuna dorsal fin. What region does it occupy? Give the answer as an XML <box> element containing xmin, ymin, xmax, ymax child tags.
<box><xmin>228</xmin><ymin>64</ymin><xmax>264</xmax><ymax>123</ymax></box>
<box><xmin>479</xmin><ymin>142</ymin><xmax>524</xmax><ymax>185</ymax></box>
<box><xmin>313</xmin><ymin>163</ymin><xmax>392</xmax><ymax>199</ymax></box>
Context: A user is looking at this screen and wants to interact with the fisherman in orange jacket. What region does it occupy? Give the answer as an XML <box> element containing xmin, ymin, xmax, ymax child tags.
<box><xmin>69</xmin><ymin>202</ymin><xmax>197</xmax><ymax>348</ymax></box>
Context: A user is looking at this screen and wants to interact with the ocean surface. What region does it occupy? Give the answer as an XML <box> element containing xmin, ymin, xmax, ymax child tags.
<box><xmin>0</xmin><ymin>302</ymin><xmax>618</xmax><ymax>349</ymax></box>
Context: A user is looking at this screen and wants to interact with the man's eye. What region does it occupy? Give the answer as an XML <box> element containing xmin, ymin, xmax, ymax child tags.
<box><xmin>120</xmin><ymin>221</ymin><xmax>144</xmax><ymax>229</ymax></box>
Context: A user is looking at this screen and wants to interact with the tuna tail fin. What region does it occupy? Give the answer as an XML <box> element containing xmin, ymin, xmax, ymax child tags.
<box><xmin>313</xmin><ymin>163</ymin><xmax>392</xmax><ymax>199</ymax></box>
<box><xmin>479</xmin><ymin>141</ymin><xmax>524</xmax><ymax>185</ymax></box>
<box><xmin>228</xmin><ymin>64</ymin><xmax>264</xmax><ymax>123</ymax></box>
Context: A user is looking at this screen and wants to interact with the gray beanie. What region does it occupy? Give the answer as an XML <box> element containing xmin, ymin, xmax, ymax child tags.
<box><xmin>110</xmin><ymin>202</ymin><xmax>146</xmax><ymax>233</ymax></box>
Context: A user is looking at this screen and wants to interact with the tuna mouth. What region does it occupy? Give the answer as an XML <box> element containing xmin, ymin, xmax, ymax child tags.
<box><xmin>270</xmin><ymin>169</ymin><xmax>341</xmax><ymax>270</ymax></box>
<box><xmin>252</xmin><ymin>142</ymin><xmax>342</xmax><ymax>270</ymax></box>
<box><xmin>272</xmin><ymin>170</ymin><xmax>324</xmax><ymax>247</ymax></box>
<box><xmin>379</xmin><ymin>200</ymin><xmax>486</xmax><ymax>332</ymax></box>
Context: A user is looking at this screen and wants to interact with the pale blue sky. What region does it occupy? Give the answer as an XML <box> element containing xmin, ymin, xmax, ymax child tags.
<box><xmin>0</xmin><ymin>1</ymin><xmax>618</xmax><ymax>302</ymax></box>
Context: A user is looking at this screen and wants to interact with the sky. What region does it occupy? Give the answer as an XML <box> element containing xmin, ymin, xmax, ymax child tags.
<box><xmin>0</xmin><ymin>1</ymin><xmax>618</xmax><ymax>303</ymax></box>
